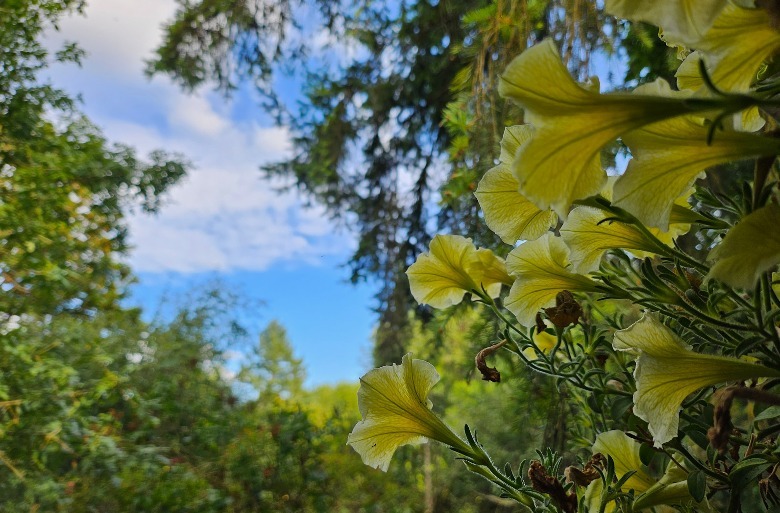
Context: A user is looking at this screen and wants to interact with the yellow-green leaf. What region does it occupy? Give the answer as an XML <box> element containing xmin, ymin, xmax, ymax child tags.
<box><xmin>708</xmin><ymin>204</ymin><xmax>780</xmax><ymax>290</ymax></box>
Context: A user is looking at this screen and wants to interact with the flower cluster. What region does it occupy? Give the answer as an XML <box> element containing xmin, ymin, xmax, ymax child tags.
<box><xmin>348</xmin><ymin>2</ymin><xmax>780</xmax><ymax>511</ymax></box>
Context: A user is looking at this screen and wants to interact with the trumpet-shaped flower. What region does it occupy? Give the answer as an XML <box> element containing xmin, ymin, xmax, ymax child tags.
<box><xmin>407</xmin><ymin>234</ymin><xmax>512</xmax><ymax>309</ymax></box>
<box><xmin>498</xmin><ymin>39</ymin><xmax>717</xmax><ymax>216</ymax></box>
<box><xmin>347</xmin><ymin>354</ymin><xmax>473</xmax><ymax>471</ymax></box>
<box><xmin>504</xmin><ymin>233</ymin><xmax>598</xmax><ymax>326</ymax></box>
<box><xmin>708</xmin><ymin>204</ymin><xmax>780</xmax><ymax>290</ymax></box>
<box><xmin>614</xmin><ymin>116</ymin><xmax>780</xmax><ymax>230</ymax></box>
<box><xmin>606</xmin><ymin>0</ymin><xmax>727</xmax><ymax>46</ymax></box>
<box><xmin>560</xmin><ymin>206</ymin><xmax>669</xmax><ymax>274</ymax></box>
<box><xmin>523</xmin><ymin>328</ymin><xmax>558</xmax><ymax>361</ymax></box>
<box><xmin>613</xmin><ymin>315</ymin><xmax>780</xmax><ymax>446</ymax></box>
<box><xmin>676</xmin><ymin>4</ymin><xmax>780</xmax><ymax>131</ymax></box>
<box><xmin>676</xmin><ymin>4</ymin><xmax>780</xmax><ymax>95</ymax></box>
<box><xmin>475</xmin><ymin>125</ymin><xmax>557</xmax><ymax>244</ymax></box>
<box><xmin>585</xmin><ymin>430</ymin><xmax>698</xmax><ymax>512</ymax></box>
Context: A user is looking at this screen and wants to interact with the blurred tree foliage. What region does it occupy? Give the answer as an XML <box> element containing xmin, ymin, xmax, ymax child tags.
<box><xmin>150</xmin><ymin>0</ymin><xmax>676</xmax><ymax>363</ymax></box>
<box><xmin>0</xmin><ymin>0</ymin><xmax>187</xmax><ymax>317</ymax></box>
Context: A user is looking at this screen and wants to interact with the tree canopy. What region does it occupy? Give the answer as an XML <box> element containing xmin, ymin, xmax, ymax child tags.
<box><xmin>150</xmin><ymin>0</ymin><xmax>663</xmax><ymax>362</ymax></box>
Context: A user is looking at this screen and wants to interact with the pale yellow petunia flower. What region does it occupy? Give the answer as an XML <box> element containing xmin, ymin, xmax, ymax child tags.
<box><xmin>498</xmin><ymin>39</ymin><xmax>719</xmax><ymax>217</ymax></box>
<box><xmin>474</xmin><ymin>125</ymin><xmax>557</xmax><ymax>244</ymax></box>
<box><xmin>406</xmin><ymin>234</ymin><xmax>512</xmax><ymax>309</ymax></box>
<box><xmin>614</xmin><ymin>116</ymin><xmax>780</xmax><ymax>231</ymax></box>
<box><xmin>613</xmin><ymin>315</ymin><xmax>780</xmax><ymax>446</ymax></box>
<box><xmin>504</xmin><ymin>233</ymin><xmax>598</xmax><ymax>327</ymax></box>
<box><xmin>585</xmin><ymin>430</ymin><xmax>699</xmax><ymax>512</ymax></box>
<box><xmin>708</xmin><ymin>203</ymin><xmax>780</xmax><ymax>290</ymax></box>
<box><xmin>347</xmin><ymin>354</ymin><xmax>473</xmax><ymax>471</ymax></box>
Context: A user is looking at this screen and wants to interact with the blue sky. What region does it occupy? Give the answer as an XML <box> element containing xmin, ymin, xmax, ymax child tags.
<box><xmin>46</xmin><ymin>0</ymin><xmax>377</xmax><ymax>387</ymax></box>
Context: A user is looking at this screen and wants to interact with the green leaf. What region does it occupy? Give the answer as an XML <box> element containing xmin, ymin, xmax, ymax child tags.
<box><xmin>754</xmin><ymin>405</ymin><xmax>780</xmax><ymax>423</ymax></box>
<box><xmin>638</xmin><ymin>443</ymin><xmax>655</xmax><ymax>467</ymax></box>
<box><xmin>687</xmin><ymin>470</ymin><xmax>706</xmax><ymax>502</ymax></box>
<box><xmin>729</xmin><ymin>455</ymin><xmax>775</xmax><ymax>490</ymax></box>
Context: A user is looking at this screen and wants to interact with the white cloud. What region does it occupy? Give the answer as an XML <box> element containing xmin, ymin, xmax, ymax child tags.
<box><xmin>48</xmin><ymin>0</ymin><xmax>178</xmax><ymax>78</ymax></box>
<box><xmin>44</xmin><ymin>0</ymin><xmax>353</xmax><ymax>274</ymax></box>
<box><xmin>169</xmin><ymin>94</ymin><xmax>230</xmax><ymax>137</ymax></box>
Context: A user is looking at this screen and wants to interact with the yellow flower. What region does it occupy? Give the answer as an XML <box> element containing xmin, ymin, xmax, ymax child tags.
<box><xmin>498</xmin><ymin>39</ymin><xmax>717</xmax><ymax>216</ymax></box>
<box><xmin>606</xmin><ymin>0</ymin><xmax>727</xmax><ymax>46</ymax></box>
<box><xmin>523</xmin><ymin>328</ymin><xmax>558</xmax><ymax>361</ymax></box>
<box><xmin>504</xmin><ymin>233</ymin><xmax>598</xmax><ymax>326</ymax></box>
<box><xmin>708</xmin><ymin>204</ymin><xmax>780</xmax><ymax>290</ymax></box>
<box><xmin>585</xmin><ymin>430</ymin><xmax>699</xmax><ymax>512</ymax></box>
<box><xmin>474</xmin><ymin>125</ymin><xmax>557</xmax><ymax>244</ymax></box>
<box><xmin>406</xmin><ymin>234</ymin><xmax>512</xmax><ymax>309</ymax></box>
<box><xmin>676</xmin><ymin>4</ymin><xmax>780</xmax><ymax>93</ymax></box>
<box><xmin>347</xmin><ymin>354</ymin><xmax>473</xmax><ymax>471</ymax></box>
<box><xmin>675</xmin><ymin>4</ymin><xmax>780</xmax><ymax>131</ymax></box>
<box><xmin>614</xmin><ymin>116</ymin><xmax>780</xmax><ymax>230</ymax></box>
<box><xmin>613</xmin><ymin>315</ymin><xmax>780</xmax><ymax>446</ymax></box>
<box><xmin>560</xmin><ymin>206</ymin><xmax>668</xmax><ymax>274</ymax></box>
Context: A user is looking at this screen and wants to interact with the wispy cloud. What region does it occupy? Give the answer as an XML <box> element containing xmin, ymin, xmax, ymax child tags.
<box><xmin>46</xmin><ymin>0</ymin><xmax>353</xmax><ymax>274</ymax></box>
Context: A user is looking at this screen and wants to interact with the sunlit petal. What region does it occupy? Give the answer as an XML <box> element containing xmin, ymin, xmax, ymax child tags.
<box><xmin>504</xmin><ymin>233</ymin><xmax>597</xmax><ymax>326</ymax></box>
<box><xmin>560</xmin><ymin>206</ymin><xmax>661</xmax><ymax>274</ymax></box>
<box><xmin>498</xmin><ymin>40</ymin><xmax>711</xmax><ymax>216</ymax></box>
<box><xmin>613</xmin><ymin>315</ymin><xmax>780</xmax><ymax>446</ymax></box>
<box><xmin>407</xmin><ymin>234</ymin><xmax>512</xmax><ymax>309</ymax></box>
<box><xmin>614</xmin><ymin>116</ymin><xmax>780</xmax><ymax>230</ymax></box>
<box><xmin>347</xmin><ymin>354</ymin><xmax>472</xmax><ymax>471</ymax></box>
<box><xmin>592</xmin><ymin>430</ymin><xmax>655</xmax><ymax>492</ymax></box>
<box><xmin>708</xmin><ymin>204</ymin><xmax>780</xmax><ymax>290</ymax></box>
<box><xmin>606</xmin><ymin>0</ymin><xmax>727</xmax><ymax>46</ymax></box>
<box><xmin>475</xmin><ymin>126</ymin><xmax>557</xmax><ymax>244</ymax></box>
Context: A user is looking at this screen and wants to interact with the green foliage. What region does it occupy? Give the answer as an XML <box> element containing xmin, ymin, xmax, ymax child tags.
<box><xmin>0</xmin><ymin>0</ymin><xmax>188</xmax><ymax>317</ymax></box>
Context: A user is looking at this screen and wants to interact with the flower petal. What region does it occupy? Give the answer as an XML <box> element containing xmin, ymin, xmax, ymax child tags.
<box><xmin>560</xmin><ymin>206</ymin><xmax>659</xmax><ymax>274</ymax></box>
<box><xmin>606</xmin><ymin>0</ymin><xmax>727</xmax><ymax>46</ymax></box>
<box><xmin>499</xmin><ymin>39</ymin><xmax>709</xmax><ymax>216</ymax></box>
<box><xmin>475</xmin><ymin>126</ymin><xmax>557</xmax><ymax>244</ymax></box>
<box><xmin>614</xmin><ymin>315</ymin><xmax>780</xmax><ymax>446</ymax></box>
<box><xmin>592</xmin><ymin>430</ymin><xmax>655</xmax><ymax>493</ymax></box>
<box><xmin>348</xmin><ymin>354</ymin><xmax>470</xmax><ymax>471</ymax></box>
<box><xmin>614</xmin><ymin>116</ymin><xmax>780</xmax><ymax>230</ymax></box>
<box><xmin>680</xmin><ymin>4</ymin><xmax>780</xmax><ymax>94</ymax></box>
<box><xmin>708</xmin><ymin>204</ymin><xmax>780</xmax><ymax>290</ymax></box>
<box><xmin>505</xmin><ymin>233</ymin><xmax>597</xmax><ymax>326</ymax></box>
<box><xmin>407</xmin><ymin>234</ymin><xmax>511</xmax><ymax>309</ymax></box>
